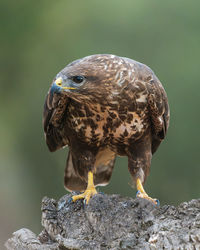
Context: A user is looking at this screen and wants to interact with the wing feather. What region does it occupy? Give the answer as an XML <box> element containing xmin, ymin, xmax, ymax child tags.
<box><xmin>147</xmin><ymin>76</ymin><xmax>170</xmax><ymax>153</ymax></box>
<box><xmin>43</xmin><ymin>90</ymin><xmax>69</xmax><ymax>152</ymax></box>
<box><xmin>64</xmin><ymin>150</ymin><xmax>87</xmax><ymax>192</ymax></box>
<box><xmin>94</xmin><ymin>148</ymin><xmax>116</xmax><ymax>186</ymax></box>
<box><xmin>64</xmin><ymin>148</ymin><xmax>116</xmax><ymax>192</ymax></box>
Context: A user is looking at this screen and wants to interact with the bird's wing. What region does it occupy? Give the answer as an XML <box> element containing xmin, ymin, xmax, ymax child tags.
<box><xmin>43</xmin><ymin>90</ymin><xmax>69</xmax><ymax>152</ymax></box>
<box><xmin>93</xmin><ymin>158</ymin><xmax>116</xmax><ymax>187</ymax></box>
<box><xmin>64</xmin><ymin>150</ymin><xmax>87</xmax><ymax>192</ymax></box>
<box><xmin>64</xmin><ymin>148</ymin><xmax>116</xmax><ymax>191</ymax></box>
<box><xmin>147</xmin><ymin>76</ymin><xmax>170</xmax><ymax>153</ymax></box>
<box><xmin>94</xmin><ymin>148</ymin><xmax>116</xmax><ymax>187</ymax></box>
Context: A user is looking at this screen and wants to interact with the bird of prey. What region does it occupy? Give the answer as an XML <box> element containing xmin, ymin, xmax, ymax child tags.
<box><xmin>43</xmin><ymin>54</ymin><xmax>169</xmax><ymax>205</ymax></box>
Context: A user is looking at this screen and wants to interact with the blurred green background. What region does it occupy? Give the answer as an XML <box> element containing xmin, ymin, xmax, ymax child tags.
<box><xmin>1</xmin><ymin>0</ymin><xmax>200</xmax><ymax>246</ymax></box>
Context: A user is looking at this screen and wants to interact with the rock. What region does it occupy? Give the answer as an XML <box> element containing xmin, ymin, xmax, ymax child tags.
<box><xmin>5</xmin><ymin>194</ymin><xmax>200</xmax><ymax>249</ymax></box>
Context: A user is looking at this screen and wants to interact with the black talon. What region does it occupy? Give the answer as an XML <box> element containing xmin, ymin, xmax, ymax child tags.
<box><xmin>136</xmin><ymin>190</ymin><xmax>141</xmax><ymax>197</ymax></box>
<box><xmin>155</xmin><ymin>199</ymin><xmax>160</xmax><ymax>206</ymax></box>
<box><xmin>68</xmin><ymin>197</ymin><xmax>73</xmax><ymax>204</ymax></box>
<box><xmin>83</xmin><ymin>198</ymin><xmax>87</xmax><ymax>207</ymax></box>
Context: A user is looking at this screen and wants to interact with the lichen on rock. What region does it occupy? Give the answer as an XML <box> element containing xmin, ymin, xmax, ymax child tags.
<box><xmin>5</xmin><ymin>194</ymin><xmax>200</xmax><ymax>249</ymax></box>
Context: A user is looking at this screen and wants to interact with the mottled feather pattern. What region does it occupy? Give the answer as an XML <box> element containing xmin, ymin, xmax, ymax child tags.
<box><xmin>43</xmin><ymin>54</ymin><xmax>169</xmax><ymax>190</ymax></box>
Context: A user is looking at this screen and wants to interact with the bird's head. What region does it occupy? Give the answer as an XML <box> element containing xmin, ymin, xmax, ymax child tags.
<box><xmin>50</xmin><ymin>54</ymin><xmax>129</xmax><ymax>100</ymax></box>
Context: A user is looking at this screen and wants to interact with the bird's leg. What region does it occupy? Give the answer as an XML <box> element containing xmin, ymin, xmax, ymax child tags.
<box><xmin>136</xmin><ymin>178</ymin><xmax>159</xmax><ymax>205</ymax></box>
<box><xmin>72</xmin><ymin>171</ymin><xmax>97</xmax><ymax>204</ymax></box>
<box><xmin>128</xmin><ymin>138</ymin><xmax>159</xmax><ymax>206</ymax></box>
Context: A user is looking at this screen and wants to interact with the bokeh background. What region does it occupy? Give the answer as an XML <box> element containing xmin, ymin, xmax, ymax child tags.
<box><xmin>1</xmin><ymin>0</ymin><xmax>200</xmax><ymax>246</ymax></box>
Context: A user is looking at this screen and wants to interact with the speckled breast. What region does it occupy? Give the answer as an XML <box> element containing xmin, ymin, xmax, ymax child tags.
<box><xmin>66</xmin><ymin>98</ymin><xmax>150</xmax><ymax>149</ymax></box>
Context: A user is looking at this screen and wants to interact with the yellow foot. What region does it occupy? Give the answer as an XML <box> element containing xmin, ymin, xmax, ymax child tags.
<box><xmin>136</xmin><ymin>178</ymin><xmax>159</xmax><ymax>205</ymax></box>
<box><xmin>72</xmin><ymin>187</ymin><xmax>97</xmax><ymax>204</ymax></box>
<box><xmin>136</xmin><ymin>190</ymin><xmax>159</xmax><ymax>205</ymax></box>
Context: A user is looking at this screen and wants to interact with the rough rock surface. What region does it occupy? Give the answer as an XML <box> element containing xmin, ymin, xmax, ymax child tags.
<box><xmin>5</xmin><ymin>193</ymin><xmax>200</xmax><ymax>249</ymax></box>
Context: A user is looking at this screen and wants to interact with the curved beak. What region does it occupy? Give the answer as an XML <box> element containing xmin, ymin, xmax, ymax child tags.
<box><xmin>50</xmin><ymin>77</ymin><xmax>76</xmax><ymax>95</ymax></box>
<box><xmin>55</xmin><ymin>77</ymin><xmax>76</xmax><ymax>90</ymax></box>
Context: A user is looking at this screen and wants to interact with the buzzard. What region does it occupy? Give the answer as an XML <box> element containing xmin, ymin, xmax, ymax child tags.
<box><xmin>43</xmin><ymin>54</ymin><xmax>169</xmax><ymax>205</ymax></box>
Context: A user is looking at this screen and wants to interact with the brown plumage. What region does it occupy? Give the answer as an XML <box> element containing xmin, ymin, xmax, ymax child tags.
<box><xmin>43</xmin><ymin>54</ymin><xmax>169</xmax><ymax>204</ymax></box>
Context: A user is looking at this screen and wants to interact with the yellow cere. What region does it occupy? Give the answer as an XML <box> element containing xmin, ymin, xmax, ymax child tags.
<box><xmin>55</xmin><ymin>77</ymin><xmax>62</xmax><ymax>86</ymax></box>
<box><xmin>55</xmin><ymin>77</ymin><xmax>76</xmax><ymax>90</ymax></box>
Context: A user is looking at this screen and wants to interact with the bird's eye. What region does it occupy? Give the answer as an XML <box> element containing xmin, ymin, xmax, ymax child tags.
<box><xmin>72</xmin><ymin>75</ymin><xmax>84</xmax><ymax>84</ymax></box>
